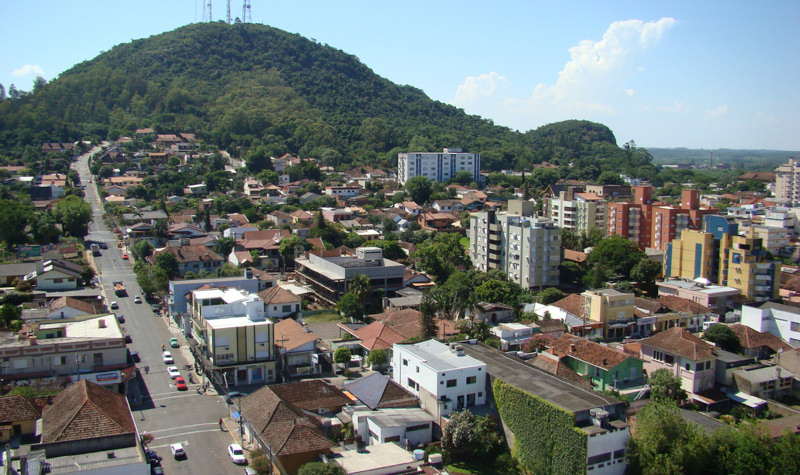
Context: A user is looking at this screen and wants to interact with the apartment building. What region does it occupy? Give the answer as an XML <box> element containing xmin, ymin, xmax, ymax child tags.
<box><xmin>775</xmin><ymin>158</ymin><xmax>800</xmax><ymax>206</ymax></box>
<box><xmin>187</xmin><ymin>287</ymin><xmax>276</xmax><ymax>386</ymax></box>
<box><xmin>741</xmin><ymin>301</ymin><xmax>800</xmax><ymax>348</ymax></box>
<box><xmin>469</xmin><ymin>200</ymin><xmax>560</xmax><ymax>290</ymax></box>
<box><xmin>397</xmin><ymin>148</ymin><xmax>480</xmax><ymax>185</ymax></box>
<box><xmin>665</xmin><ymin>215</ymin><xmax>780</xmax><ymax>303</ymax></box>
<box><xmin>392</xmin><ymin>340</ymin><xmax>486</xmax><ymax>419</ymax></box>
<box><xmin>607</xmin><ymin>186</ymin><xmax>717</xmax><ymax>251</ymax></box>
<box><xmin>581</xmin><ymin>289</ymin><xmax>636</xmax><ymax>340</ymax></box>
<box><xmin>546</xmin><ymin>188</ymin><xmax>607</xmax><ymax>234</ymax></box>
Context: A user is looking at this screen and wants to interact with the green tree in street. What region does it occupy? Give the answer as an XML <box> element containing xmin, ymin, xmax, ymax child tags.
<box><xmin>347</xmin><ymin>273</ymin><xmax>371</xmax><ymax>303</ymax></box>
<box><xmin>587</xmin><ymin>235</ymin><xmax>645</xmax><ymax>279</ymax></box>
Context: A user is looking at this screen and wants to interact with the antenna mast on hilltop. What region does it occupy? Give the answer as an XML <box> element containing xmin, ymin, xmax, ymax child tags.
<box><xmin>207</xmin><ymin>0</ymin><xmax>213</xmax><ymax>21</ymax></box>
<box><xmin>227</xmin><ymin>1</ymin><xmax>231</xmax><ymax>23</ymax></box>
<box><xmin>243</xmin><ymin>0</ymin><xmax>252</xmax><ymax>23</ymax></box>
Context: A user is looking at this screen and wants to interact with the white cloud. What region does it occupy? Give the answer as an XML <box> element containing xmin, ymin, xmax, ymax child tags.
<box><xmin>659</xmin><ymin>102</ymin><xmax>689</xmax><ymax>113</ymax></box>
<box><xmin>12</xmin><ymin>64</ymin><xmax>44</xmax><ymax>77</ymax></box>
<box><xmin>452</xmin><ymin>17</ymin><xmax>676</xmax><ymax>131</ymax></box>
<box><xmin>704</xmin><ymin>105</ymin><xmax>728</xmax><ymax>121</ymax></box>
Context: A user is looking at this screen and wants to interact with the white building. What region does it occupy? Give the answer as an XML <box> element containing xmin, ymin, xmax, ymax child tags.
<box><xmin>397</xmin><ymin>148</ymin><xmax>480</xmax><ymax>185</ymax></box>
<box><xmin>469</xmin><ymin>200</ymin><xmax>561</xmax><ymax>290</ymax></box>
<box><xmin>351</xmin><ymin>407</ymin><xmax>435</xmax><ymax>447</ymax></box>
<box><xmin>547</xmin><ymin>189</ymin><xmax>607</xmax><ymax>234</ymax></box>
<box><xmin>741</xmin><ymin>301</ymin><xmax>800</xmax><ymax>348</ymax></box>
<box><xmin>392</xmin><ymin>340</ymin><xmax>487</xmax><ymax>418</ymax></box>
<box><xmin>490</xmin><ymin>323</ymin><xmax>536</xmax><ymax>351</ymax></box>
<box><xmin>775</xmin><ymin>158</ymin><xmax>800</xmax><ymax>206</ymax></box>
<box><xmin>190</xmin><ymin>287</ymin><xmax>265</xmax><ymax>321</ymax></box>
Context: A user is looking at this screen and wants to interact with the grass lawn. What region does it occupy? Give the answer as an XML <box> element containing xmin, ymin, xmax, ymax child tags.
<box><xmin>302</xmin><ymin>311</ymin><xmax>342</xmax><ymax>323</ymax></box>
<box><xmin>447</xmin><ymin>461</ymin><xmax>497</xmax><ymax>475</ymax></box>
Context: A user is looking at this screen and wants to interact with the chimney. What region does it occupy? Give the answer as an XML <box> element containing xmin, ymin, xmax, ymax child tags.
<box><xmin>570</xmin><ymin>344</ymin><xmax>576</xmax><ymax>353</ymax></box>
<box><xmin>29</xmin><ymin>336</ymin><xmax>37</xmax><ymax>346</ymax></box>
<box><xmin>98</xmin><ymin>319</ymin><xmax>107</xmax><ymax>328</ymax></box>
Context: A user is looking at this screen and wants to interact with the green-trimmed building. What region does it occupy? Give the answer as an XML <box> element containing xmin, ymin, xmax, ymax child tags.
<box><xmin>547</xmin><ymin>334</ymin><xmax>645</xmax><ymax>393</ymax></box>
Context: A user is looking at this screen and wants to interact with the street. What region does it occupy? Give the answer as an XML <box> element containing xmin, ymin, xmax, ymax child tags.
<box><xmin>73</xmin><ymin>148</ymin><xmax>242</xmax><ymax>474</ymax></box>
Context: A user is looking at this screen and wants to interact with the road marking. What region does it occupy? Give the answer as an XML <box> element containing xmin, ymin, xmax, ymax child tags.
<box><xmin>146</xmin><ymin>427</ymin><xmax>225</xmax><ymax>443</ymax></box>
<box><xmin>147</xmin><ymin>393</ymin><xmax>198</xmax><ymax>402</ymax></box>
<box><xmin>148</xmin><ymin>422</ymin><xmax>218</xmax><ymax>434</ymax></box>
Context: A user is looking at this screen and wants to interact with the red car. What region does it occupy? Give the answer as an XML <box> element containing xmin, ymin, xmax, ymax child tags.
<box><xmin>175</xmin><ymin>376</ymin><xmax>187</xmax><ymax>391</ymax></box>
<box><xmin>122</xmin><ymin>253</ymin><xmax>129</xmax><ymax>260</ymax></box>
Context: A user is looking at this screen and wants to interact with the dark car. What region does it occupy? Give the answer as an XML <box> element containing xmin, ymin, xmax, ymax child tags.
<box><xmin>116</xmin><ymin>314</ymin><xmax>125</xmax><ymax>323</ymax></box>
<box><xmin>124</xmin><ymin>334</ymin><xmax>132</xmax><ymax>343</ymax></box>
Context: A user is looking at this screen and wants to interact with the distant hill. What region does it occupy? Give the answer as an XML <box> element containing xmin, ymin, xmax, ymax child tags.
<box><xmin>0</xmin><ymin>22</ymin><xmax>654</xmax><ymax>179</ymax></box>
<box><xmin>649</xmin><ymin>148</ymin><xmax>797</xmax><ymax>171</ymax></box>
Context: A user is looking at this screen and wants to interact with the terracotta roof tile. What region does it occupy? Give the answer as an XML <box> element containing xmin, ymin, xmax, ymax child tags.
<box><xmin>351</xmin><ymin>321</ymin><xmax>408</xmax><ymax>351</ymax></box>
<box><xmin>268</xmin><ymin>380</ymin><xmax>350</xmax><ymax>413</ymax></box>
<box><xmin>729</xmin><ymin>324</ymin><xmax>793</xmax><ymax>353</ymax></box>
<box><xmin>639</xmin><ymin>327</ymin><xmax>715</xmax><ymax>361</ymax></box>
<box><xmin>547</xmin><ymin>334</ymin><xmax>634</xmax><ymax>370</ymax></box>
<box><xmin>528</xmin><ymin>353</ymin><xmax>593</xmax><ymax>389</ymax></box>
<box><xmin>0</xmin><ymin>395</ymin><xmax>42</xmax><ymax>422</ymax></box>
<box><xmin>259</xmin><ymin>287</ymin><xmax>300</xmax><ymax>305</ymax></box>
<box><xmin>551</xmin><ymin>294</ymin><xmax>585</xmax><ymax>317</ymax></box>
<box><xmin>274</xmin><ymin>319</ymin><xmax>318</xmax><ymax>351</ymax></box>
<box><xmin>658</xmin><ymin>295</ymin><xmax>711</xmax><ymax>314</ymax></box>
<box><xmin>41</xmin><ymin>380</ymin><xmax>135</xmax><ymax>444</ymax></box>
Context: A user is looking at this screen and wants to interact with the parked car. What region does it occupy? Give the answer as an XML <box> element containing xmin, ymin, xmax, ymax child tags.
<box><xmin>167</xmin><ymin>366</ymin><xmax>180</xmax><ymax>379</ymax></box>
<box><xmin>110</xmin><ymin>301</ymin><xmax>119</xmax><ymax>310</ymax></box>
<box><xmin>116</xmin><ymin>314</ymin><xmax>125</xmax><ymax>323</ymax></box>
<box><xmin>175</xmin><ymin>376</ymin><xmax>187</xmax><ymax>391</ymax></box>
<box><xmin>134</xmin><ymin>296</ymin><xmax>142</xmax><ymax>304</ymax></box>
<box><xmin>124</xmin><ymin>334</ymin><xmax>132</xmax><ymax>343</ymax></box>
<box><xmin>162</xmin><ymin>351</ymin><xmax>174</xmax><ymax>364</ymax></box>
<box><xmin>122</xmin><ymin>253</ymin><xmax>129</xmax><ymax>260</ymax></box>
<box><xmin>225</xmin><ymin>392</ymin><xmax>248</xmax><ymax>405</ymax></box>
<box><xmin>130</xmin><ymin>350</ymin><xmax>140</xmax><ymax>362</ymax></box>
<box><xmin>170</xmin><ymin>443</ymin><xmax>186</xmax><ymax>459</ymax></box>
<box><xmin>170</xmin><ymin>337</ymin><xmax>179</xmax><ymax>348</ymax></box>
<box><xmin>227</xmin><ymin>444</ymin><xmax>247</xmax><ymax>464</ymax></box>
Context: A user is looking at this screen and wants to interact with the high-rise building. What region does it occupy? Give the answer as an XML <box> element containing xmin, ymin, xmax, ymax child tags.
<box><xmin>664</xmin><ymin>215</ymin><xmax>780</xmax><ymax>303</ymax></box>
<box><xmin>775</xmin><ymin>158</ymin><xmax>800</xmax><ymax>206</ymax></box>
<box><xmin>468</xmin><ymin>200</ymin><xmax>560</xmax><ymax>290</ymax></box>
<box><xmin>546</xmin><ymin>187</ymin><xmax>607</xmax><ymax>235</ymax></box>
<box><xmin>607</xmin><ymin>186</ymin><xmax>717</xmax><ymax>251</ymax></box>
<box><xmin>397</xmin><ymin>148</ymin><xmax>480</xmax><ymax>185</ymax></box>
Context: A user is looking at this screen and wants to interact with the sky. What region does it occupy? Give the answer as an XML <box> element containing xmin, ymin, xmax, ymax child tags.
<box><xmin>2</xmin><ymin>1</ymin><xmax>799</xmax><ymax>151</ymax></box>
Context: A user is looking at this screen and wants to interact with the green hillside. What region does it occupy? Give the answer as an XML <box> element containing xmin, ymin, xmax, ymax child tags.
<box><xmin>0</xmin><ymin>22</ymin><xmax>654</xmax><ymax>178</ymax></box>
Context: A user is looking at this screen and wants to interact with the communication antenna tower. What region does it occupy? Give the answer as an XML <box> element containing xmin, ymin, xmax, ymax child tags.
<box><xmin>227</xmin><ymin>0</ymin><xmax>231</xmax><ymax>24</ymax></box>
<box><xmin>242</xmin><ymin>0</ymin><xmax>252</xmax><ymax>23</ymax></box>
<box><xmin>207</xmin><ymin>0</ymin><xmax>213</xmax><ymax>22</ymax></box>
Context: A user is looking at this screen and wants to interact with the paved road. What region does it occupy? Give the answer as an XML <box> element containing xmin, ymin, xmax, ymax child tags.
<box><xmin>73</xmin><ymin>148</ymin><xmax>241</xmax><ymax>474</ymax></box>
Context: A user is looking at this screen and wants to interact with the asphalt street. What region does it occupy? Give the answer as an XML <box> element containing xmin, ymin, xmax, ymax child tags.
<box><xmin>73</xmin><ymin>148</ymin><xmax>242</xmax><ymax>474</ymax></box>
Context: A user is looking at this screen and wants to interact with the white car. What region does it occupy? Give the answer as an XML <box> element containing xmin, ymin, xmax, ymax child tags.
<box><xmin>170</xmin><ymin>443</ymin><xmax>186</xmax><ymax>459</ymax></box>
<box><xmin>134</xmin><ymin>296</ymin><xmax>142</xmax><ymax>304</ymax></box>
<box><xmin>166</xmin><ymin>366</ymin><xmax>180</xmax><ymax>379</ymax></box>
<box><xmin>110</xmin><ymin>301</ymin><xmax>119</xmax><ymax>310</ymax></box>
<box><xmin>227</xmin><ymin>444</ymin><xmax>247</xmax><ymax>465</ymax></box>
<box><xmin>162</xmin><ymin>351</ymin><xmax>174</xmax><ymax>364</ymax></box>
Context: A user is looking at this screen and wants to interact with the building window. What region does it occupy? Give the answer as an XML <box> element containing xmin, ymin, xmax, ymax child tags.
<box><xmin>446</xmin><ymin>379</ymin><xmax>457</xmax><ymax>388</ymax></box>
<box><xmin>684</xmin><ymin>363</ymin><xmax>691</xmax><ymax>371</ymax></box>
<box><xmin>385</xmin><ymin>435</ymin><xmax>401</xmax><ymax>443</ymax></box>
<box><xmin>466</xmin><ymin>376</ymin><xmax>477</xmax><ymax>384</ymax></box>
<box><xmin>407</xmin><ymin>424</ymin><xmax>429</xmax><ymax>432</ymax></box>
<box><xmin>403</xmin><ymin>359</ymin><xmax>408</xmax><ymax>366</ymax></box>
<box><xmin>407</xmin><ymin>378</ymin><xmax>419</xmax><ymax>391</ymax></box>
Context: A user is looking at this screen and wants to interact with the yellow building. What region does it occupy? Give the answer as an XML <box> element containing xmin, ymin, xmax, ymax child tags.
<box><xmin>665</xmin><ymin>215</ymin><xmax>780</xmax><ymax>303</ymax></box>
<box><xmin>581</xmin><ymin>289</ymin><xmax>635</xmax><ymax>339</ymax></box>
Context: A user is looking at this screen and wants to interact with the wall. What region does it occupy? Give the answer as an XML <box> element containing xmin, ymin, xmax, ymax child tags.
<box><xmin>586</xmin><ymin>426</ymin><xmax>629</xmax><ymax>475</ymax></box>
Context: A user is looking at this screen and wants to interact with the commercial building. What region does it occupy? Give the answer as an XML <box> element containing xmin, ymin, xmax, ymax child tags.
<box><xmin>656</xmin><ymin>278</ymin><xmax>740</xmax><ymax>315</ymax></box>
<box><xmin>607</xmin><ymin>186</ymin><xmax>717</xmax><ymax>251</ymax></box>
<box><xmin>664</xmin><ymin>215</ymin><xmax>780</xmax><ymax>302</ymax></box>
<box><xmin>397</xmin><ymin>148</ymin><xmax>480</xmax><ymax>185</ymax></box>
<box><xmin>0</xmin><ymin>315</ymin><xmax>134</xmax><ymax>393</ymax></box>
<box><xmin>295</xmin><ymin>247</ymin><xmax>406</xmax><ymax>305</ymax></box>
<box><xmin>775</xmin><ymin>158</ymin><xmax>800</xmax><ymax>206</ymax></box>
<box><xmin>468</xmin><ymin>200</ymin><xmax>560</xmax><ymax>290</ymax></box>
<box><xmin>392</xmin><ymin>340</ymin><xmax>487</xmax><ymax>419</ymax></box>
<box><xmin>187</xmin><ymin>287</ymin><xmax>276</xmax><ymax>387</ymax></box>
<box><xmin>582</xmin><ymin>289</ymin><xmax>636</xmax><ymax>340</ymax></box>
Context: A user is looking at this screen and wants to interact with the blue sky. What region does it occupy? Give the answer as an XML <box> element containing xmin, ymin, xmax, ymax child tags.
<box><xmin>2</xmin><ymin>1</ymin><xmax>799</xmax><ymax>151</ymax></box>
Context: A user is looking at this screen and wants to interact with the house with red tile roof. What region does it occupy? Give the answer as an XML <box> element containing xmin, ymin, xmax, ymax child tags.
<box><xmin>0</xmin><ymin>394</ymin><xmax>43</xmax><ymax>443</ymax></box>
<box><xmin>274</xmin><ymin>319</ymin><xmax>320</xmax><ymax>378</ymax></box>
<box><xmin>729</xmin><ymin>324</ymin><xmax>793</xmax><ymax>360</ymax></box>
<box><xmin>635</xmin><ymin>327</ymin><xmax>717</xmax><ymax>398</ymax></box>
<box><xmin>260</xmin><ymin>286</ymin><xmax>301</xmax><ymax>319</ymax></box>
<box><xmin>545</xmin><ymin>334</ymin><xmax>645</xmax><ymax>392</ymax></box>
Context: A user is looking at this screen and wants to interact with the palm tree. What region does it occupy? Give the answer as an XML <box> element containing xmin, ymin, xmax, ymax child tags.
<box><xmin>348</xmin><ymin>273</ymin><xmax>371</xmax><ymax>304</ymax></box>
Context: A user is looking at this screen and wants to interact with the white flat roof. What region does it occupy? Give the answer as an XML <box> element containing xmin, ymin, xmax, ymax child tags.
<box><xmin>330</xmin><ymin>443</ymin><xmax>419</xmax><ymax>474</ymax></box>
<box><xmin>193</xmin><ymin>287</ymin><xmax>260</xmax><ymax>303</ymax></box>
<box><xmin>396</xmin><ymin>339</ymin><xmax>485</xmax><ymax>372</ymax></box>
<box><xmin>39</xmin><ymin>314</ymin><xmax>122</xmax><ymax>339</ymax></box>
<box><xmin>206</xmin><ymin>316</ymin><xmax>272</xmax><ymax>330</ymax></box>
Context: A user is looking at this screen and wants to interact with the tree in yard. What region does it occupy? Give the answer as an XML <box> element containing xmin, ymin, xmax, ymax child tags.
<box><xmin>155</xmin><ymin>251</ymin><xmax>179</xmax><ymax>278</ymax></box>
<box><xmin>248</xmin><ymin>448</ymin><xmax>273</xmax><ymax>475</ymax></box>
<box><xmin>413</xmin><ymin>233</ymin><xmax>469</xmax><ymax>284</ymax></box>
<box><xmin>441</xmin><ymin>410</ymin><xmax>502</xmax><ymax>464</ymax></box>
<box><xmin>449</xmin><ymin>170</ymin><xmax>474</xmax><ymax>185</ymax></box>
<box><xmin>583</xmin><ymin>263</ymin><xmax>608</xmax><ymax>289</ymax></box>
<box><xmin>278</xmin><ymin>235</ymin><xmax>312</xmax><ymax>268</ymax></box>
<box><xmin>347</xmin><ymin>273</ymin><xmax>371</xmax><ymax>303</ymax></box>
<box><xmin>473</xmin><ymin>279</ymin><xmax>522</xmax><ymax>308</ymax></box>
<box><xmin>212</xmin><ymin>236</ymin><xmax>236</xmax><ymax>258</ymax></box>
<box><xmin>0</xmin><ymin>303</ymin><xmax>21</xmax><ymax>328</ymax></box>
<box><xmin>53</xmin><ymin>195</ymin><xmax>92</xmax><ymax>239</ymax></box>
<box><xmin>630</xmin><ymin>258</ymin><xmax>662</xmax><ymax>295</ymax></box>
<box><xmin>132</xmin><ymin>240</ymin><xmax>154</xmax><ymax>261</ymax></box>
<box><xmin>702</xmin><ymin>324</ymin><xmax>741</xmax><ymax>353</ymax></box>
<box><xmin>587</xmin><ymin>235</ymin><xmax>645</xmax><ymax>279</ymax></box>
<box><xmin>337</xmin><ymin>292</ymin><xmax>364</xmax><ymax>321</ymax></box>
<box><xmin>419</xmin><ymin>293</ymin><xmax>439</xmax><ymax>339</ymax></box>
<box><xmin>404</xmin><ymin>175</ymin><xmax>433</xmax><ymax>205</ymax></box>
<box><xmin>648</xmin><ymin>368</ymin><xmax>687</xmax><ymax>405</ymax></box>
<box><xmin>298</xmin><ymin>461</ymin><xmax>346</xmax><ymax>475</ymax></box>
<box><xmin>559</xmin><ymin>261</ymin><xmax>585</xmax><ymax>286</ymax></box>
<box><xmin>30</xmin><ymin>211</ymin><xmax>60</xmax><ymax>245</ymax></box>
<box><xmin>333</xmin><ymin>347</ymin><xmax>352</xmax><ymax>372</ymax></box>
<box><xmin>538</xmin><ymin>287</ymin><xmax>565</xmax><ymax>305</ymax></box>
<box><xmin>366</xmin><ymin>348</ymin><xmax>387</xmax><ymax>367</ymax></box>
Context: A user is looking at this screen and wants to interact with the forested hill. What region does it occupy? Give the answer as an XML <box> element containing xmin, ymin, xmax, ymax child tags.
<box><xmin>0</xmin><ymin>21</ymin><xmax>656</xmax><ymax>179</ymax></box>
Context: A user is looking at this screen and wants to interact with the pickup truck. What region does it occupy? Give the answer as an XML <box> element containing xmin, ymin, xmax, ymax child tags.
<box><xmin>113</xmin><ymin>281</ymin><xmax>127</xmax><ymax>297</ymax></box>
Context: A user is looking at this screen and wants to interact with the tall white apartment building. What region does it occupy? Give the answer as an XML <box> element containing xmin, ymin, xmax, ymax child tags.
<box><xmin>547</xmin><ymin>188</ymin><xmax>607</xmax><ymax>234</ymax></box>
<box><xmin>775</xmin><ymin>158</ymin><xmax>800</xmax><ymax>206</ymax></box>
<box><xmin>397</xmin><ymin>148</ymin><xmax>480</xmax><ymax>185</ymax></box>
<box><xmin>469</xmin><ymin>200</ymin><xmax>561</xmax><ymax>290</ymax></box>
